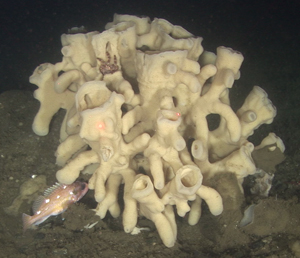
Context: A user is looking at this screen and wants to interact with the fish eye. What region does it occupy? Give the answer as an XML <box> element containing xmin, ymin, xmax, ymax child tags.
<box><xmin>81</xmin><ymin>183</ymin><xmax>86</xmax><ymax>190</ymax></box>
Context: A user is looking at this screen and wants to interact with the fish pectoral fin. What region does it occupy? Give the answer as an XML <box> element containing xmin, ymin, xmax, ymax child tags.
<box><xmin>32</xmin><ymin>196</ymin><xmax>46</xmax><ymax>214</ymax></box>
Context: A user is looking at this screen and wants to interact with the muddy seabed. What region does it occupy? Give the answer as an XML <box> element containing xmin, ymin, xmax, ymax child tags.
<box><xmin>1</xmin><ymin>90</ymin><xmax>300</xmax><ymax>258</ymax></box>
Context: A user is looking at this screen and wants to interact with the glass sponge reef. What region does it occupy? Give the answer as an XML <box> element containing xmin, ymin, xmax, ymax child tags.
<box><xmin>29</xmin><ymin>14</ymin><xmax>284</xmax><ymax>247</ymax></box>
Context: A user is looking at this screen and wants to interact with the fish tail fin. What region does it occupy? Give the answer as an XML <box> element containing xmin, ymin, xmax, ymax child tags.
<box><xmin>22</xmin><ymin>213</ymin><xmax>32</xmax><ymax>232</ymax></box>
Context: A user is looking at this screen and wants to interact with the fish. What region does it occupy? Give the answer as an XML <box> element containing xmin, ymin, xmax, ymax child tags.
<box><xmin>22</xmin><ymin>181</ymin><xmax>88</xmax><ymax>232</ymax></box>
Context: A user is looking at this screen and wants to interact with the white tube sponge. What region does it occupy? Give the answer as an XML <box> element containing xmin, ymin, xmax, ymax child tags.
<box><xmin>79</xmin><ymin>92</ymin><xmax>124</xmax><ymax>142</ymax></box>
<box><xmin>102</xmin><ymin>19</ymin><xmax>140</xmax><ymax>79</ymax></box>
<box><xmin>29</xmin><ymin>14</ymin><xmax>283</xmax><ymax>249</ymax></box>
<box><xmin>87</xmin><ymin>132</ymin><xmax>150</xmax><ymax>203</ymax></box>
<box><xmin>55</xmin><ymin>69</ymin><xmax>84</xmax><ymax>94</ymax></box>
<box><xmin>190</xmin><ymin>80</ymin><xmax>241</xmax><ymax>161</ymax></box>
<box><xmin>132</xmin><ymin>175</ymin><xmax>164</xmax><ymax>212</ymax></box>
<box><xmin>30</xmin><ymin>62</ymin><xmax>75</xmax><ymax>136</ymax></box>
<box><xmin>161</xmin><ymin>165</ymin><xmax>203</xmax><ymax>217</ymax></box>
<box><xmin>215</xmin><ymin>46</ymin><xmax>244</xmax><ymax>77</ymax></box>
<box><xmin>121</xmin><ymin>105</ymin><xmax>143</xmax><ymax>135</ymax></box>
<box><xmin>121</xmin><ymin>169</ymin><xmax>138</xmax><ymax>233</ymax></box>
<box><xmin>196</xmin><ymin>185</ymin><xmax>223</xmax><ymax>216</ymax></box>
<box><xmin>190</xmin><ymin>47</ymin><xmax>244</xmax><ymax>162</ymax></box>
<box><xmin>124</xmin><ymin>50</ymin><xmax>200</xmax><ymax>143</ymax></box>
<box><xmin>91</xmin><ymin>30</ymin><xmax>119</xmax><ymax>70</ymax></box>
<box><xmin>208</xmin><ymin>86</ymin><xmax>277</xmax><ymax>161</ymax></box>
<box><xmin>56</xmin><ymin>150</ymin><xmax>99</xmax><ymax>184</ymax></box>
<box><xmin>189</xmin><ymin>47</ymin><xmax>243</xmax><ymax>148</ymax></box>
<box><xmin>199</xmin><ymin>142</ymin><xmax>256</xmax><ymax>189</ymax></box>
<box><xmin>131</xmin><ymin>175</ymin><xmax>176</xmax><ymax>247</ymax></box>
<box><xmin>158</xmin><ymin>110</ymin><xmax>185</xmax><ymax>151</ymax></box>
<box><xmin>137</xmin><ymin>18</ymin><xmax>203</xmax><ymax>61</ymax></box>
<box><xmin>105</xmin><ymin>14</ymin><xmax>151</xmax><ymax>35</ymax></box>
<box><xmin>188</xmin><ymin>185</ymin><xmax>223</xmax><ymax>226</ymax></box>
<box><xmin>197</xmin><ymin>64</ymin><xmax>217</xmax><ymax>87</ymax></box>
<box><xmin>191</xmin><ymin>139</ymin><xmax>205</xmax><ymax>161</ymax></box>
<box><xmin>255</xmin><ymin>132</ymin><xmax>285</xmax><ymax>153</ymax></box>
<box><xmin>55</xmin><ymin>133</ymin><xmax>87</xmax><ymax>166</ymax></box>
<box><xmin>102</xmin><ymin>71</ymin><xmax>134</xmax><ymax>104</ymax></box>
<box><xmin>75</xmin><ymin>81</ymin><xmax>112</xmax><ymax>112</ymax></box>
<box><xmin>61</xmin><ymin>31</ymin><xmax>98</xmax><ymax>69</ymax></box>
<box><xmin>87</xmin><ymin>136</ymin><xmax>150</xmax><ymax>203</ymax></box>
<box><xmin>136</xmin><ymin>50</ymin><xmax>200</xmax><ymax>97</ymax></box>
<box><xmin>144</xmin><ymin>110</ymin><xmax>185</xmax><ymax>189</ymax></box>
<box><xmin>237</xmin><ymin>86</ymin><xmax>277</xmax><ymax>138</ymax></box>
<box><xmin>94</xmin><ymin>173</ymin><xmax>122</xmax><ymax>219</ymax></box>
<box><xmin>188</xmin><ymin>195</ymin><xmax>202</xmax><ymax>226</ymax></box>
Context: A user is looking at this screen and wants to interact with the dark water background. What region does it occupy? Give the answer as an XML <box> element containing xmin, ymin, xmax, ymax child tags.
<box><xmin>0</xmin><ymin>1</ymin><xmax>300</xmax><ymax>256</ymax></box>
<box><xmin>0</xmin><ymin>0</ymin><xmax>299</xmax><ymax>95</ymax></box>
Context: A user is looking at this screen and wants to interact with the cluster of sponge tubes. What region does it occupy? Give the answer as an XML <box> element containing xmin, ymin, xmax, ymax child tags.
<box><xmin>29</xmin><ymin>14</ymin><xmax>283</xmax><ymax>247</ymax></box>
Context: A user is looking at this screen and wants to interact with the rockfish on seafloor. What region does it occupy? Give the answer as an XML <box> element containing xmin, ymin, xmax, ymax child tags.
<box><xmin>22</xmin><ymin>181</ymin><xmax>88</xmax><ymax>232</ymax></box>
